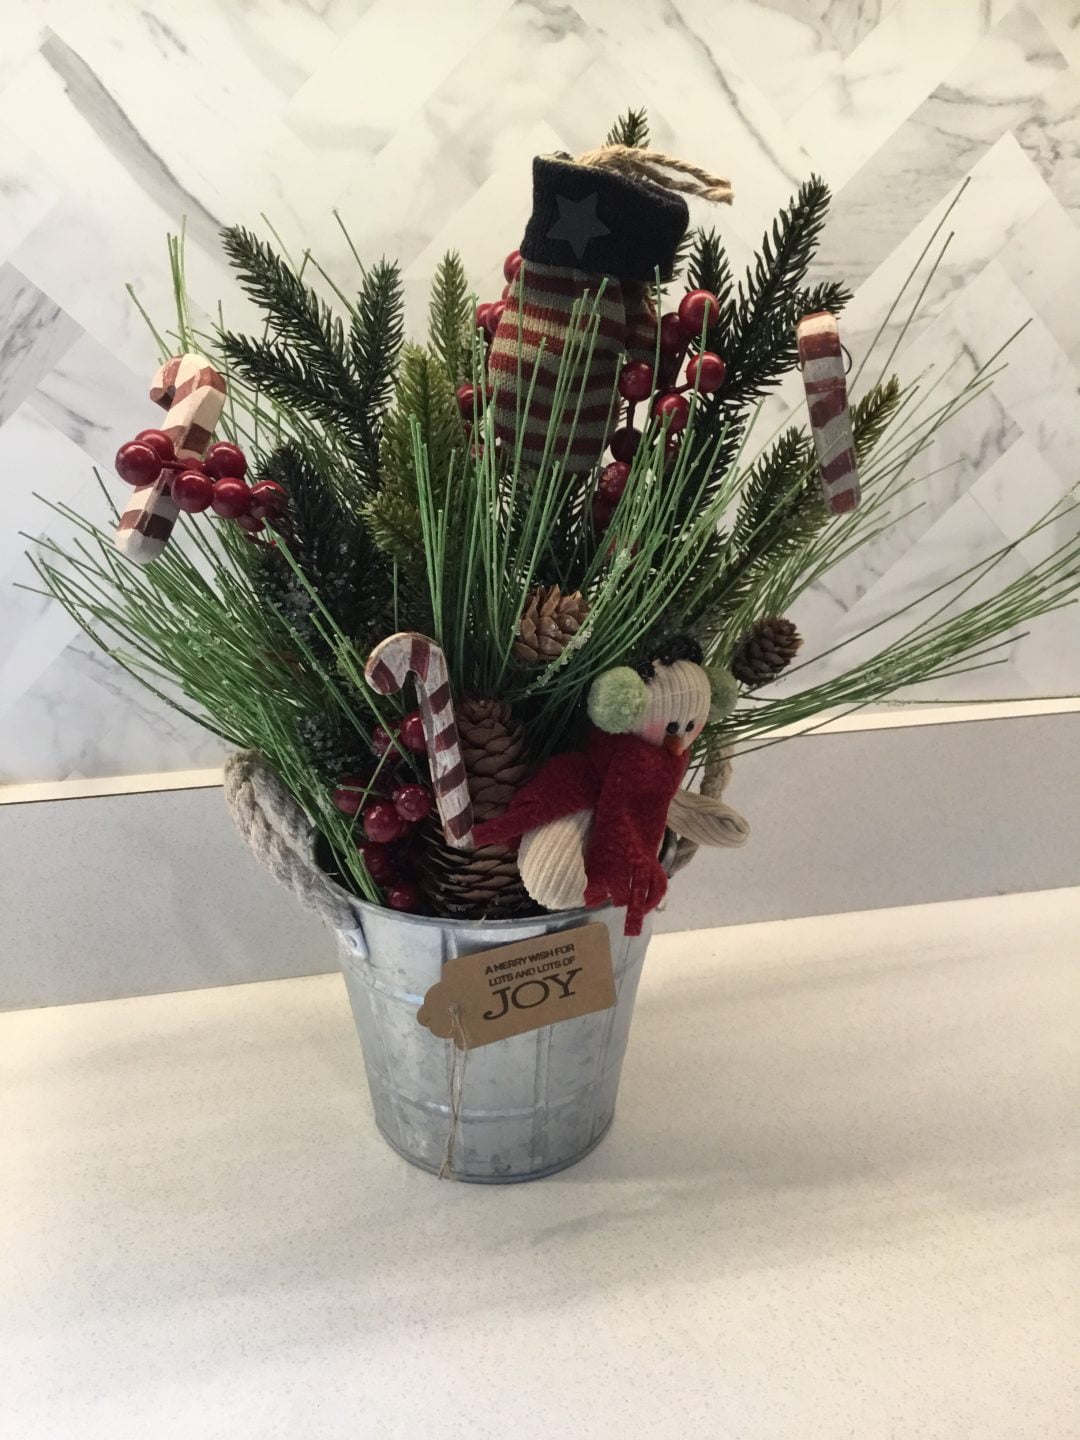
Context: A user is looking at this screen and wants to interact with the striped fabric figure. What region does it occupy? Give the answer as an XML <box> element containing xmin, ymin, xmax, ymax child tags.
<box><xmin>116</xmin><ymin>354</ymin><xmax>227</xmax><ymax>565</ymax></box>
<box><xmin>796</xmin><ymin>312</ymin><xmax>862</xmax><ymax>516</ymax></box>
<box><xmin>489</xmin><ymin>263</ymin><xmax>627</xmax><ymax>471</ymax></box>
<box><xmin>489</xmin><ymin>154</ymin><xmax>689</xmax><ymax>475</ymax></box>
<box><xmin>365</xmin><ymin>632</ymin><xmax>475</xmax><ymax>850</ymax></box>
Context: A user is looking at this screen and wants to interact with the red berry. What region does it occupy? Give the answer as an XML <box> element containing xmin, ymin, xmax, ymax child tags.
<box><xmin>248</xmin><ymin>480</ymin><xmax>287</xmax><ymax>520</ymax></box>
<box><xmin>363</xmin><ymin>800</ymin><xmax>407</xmax><ymax>844</ymax></box>
<box><xmin>371</xmin><ymin>726</ymin><xmax>395</xmax><ymax>757</ymax></box>
<box><xmin>399</xmin><ymin>711</ymin><xmax>427</xmax><ymax>753</ymax></box>
<box><xmin>203</xmin><ymin>441</ymin><xmax>247</xmax><ymax>481</ymax></box>
<box><xmin>386</xmin><ymin>880</ymin><xmax>422</xmax><ymax>912</ymax></box>
<box><xmin>677</xmin><ymin>288</ymin><xmax>720</xmax><ymax>340</ymax></box>
<box><xmin>393</xmin><ymin>783</ymin><xmax>432</xmax><ymax>822</ymax></box>
<box><xmin>210</xmin><ymin>477</ymin><xmax>251</xmax><ymax>519</ymax></box>
<box><xmin>653</xmin><ymin>391</ymin><xmax>691</xmax><ymax>433</ymax></box>
<box><xmin>609</xmin><ymin>426</ymin><xmax>641</xmax><ymax>463</ymax></box>
<box><xmin>501</xmin><ymin>282</ymin><xmax>511</xmax><ymax>299</ymax></box>
<box><xmin>115</xmin><ymin>441</ymin><xmax>162</xmax><ymax>487</ymax></box>
<box><xmin>333</xmin><ymin>774</ymin><xmax>371</xmax><ymax>816</ymax></box>
<box><xmin>659</xmin><ymin>312</ymin><xmax>685</xmax><ymax>357</ymax></box>
<box><xmin>485</xmin><ymin>300</ymin><xmax>507</xmax><ymax>336</ymax></box>
<box><xmin>360</xmin><ymin>842</ymin><xmax>399</xmax><ymax>885</ymax></box>
<box><xmin>598</xmin><ymin>461</ymin><xmax>630</xmax><ymax>502</ymax></box>
<box><xmin>134</xmin><ymin>428</ymin><xmax>175</xmax><ymax>462</ymax></box>
<box><xmin>236</xmin><ymin>514</ymin><xmax>264</xmax><ymax>534</ymax></box>
<box><xmin>171</xmin><ymin>469</ymin><xmax>214</xmax><ymax>513</ymax></box>
<box><xmin>617</xmin><ymin>361</ymin><xmax>654</xmax><ymax>402</ymax></box>
<box><xmin>503</xmin><ymin>249</ymin><xmax>523</xmax><ymax>283</ymax></box>
<box><xmin>476</xmin><ymin>302</ymin><xmax>492</xmax><ymax>332</ymax></box>
<box><xmin>592</xmin><ymin>494</ymin><xmax>615</xmax><ymax>531</ymax></box>
<box><xmin>686</xmin><ymin>351</ymin><xmax>727</xmax><ymax>393</ymax></box>
<box><xmin>456</xmin><ymin>383</ymin><xmax>478</xmax><ymax>418</ymax></box>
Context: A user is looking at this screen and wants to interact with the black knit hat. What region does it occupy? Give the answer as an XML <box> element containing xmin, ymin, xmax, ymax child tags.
<box><xmin>520</xmin><ymin>155</ymin><xmax>689</xmax><ymax>283</ymax></box>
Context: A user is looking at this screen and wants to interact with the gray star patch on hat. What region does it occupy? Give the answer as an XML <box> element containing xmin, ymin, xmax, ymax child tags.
<box><xmin>546</xmin><ymin>192</ymin><xmax>611</xmax><ymax>261</ymax></box>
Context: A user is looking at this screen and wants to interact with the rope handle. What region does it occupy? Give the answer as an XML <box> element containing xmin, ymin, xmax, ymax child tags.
<box><xmin>223</xmin><ymin>750</ymin><xmax>362</xmax><ymax>937</ymax></box>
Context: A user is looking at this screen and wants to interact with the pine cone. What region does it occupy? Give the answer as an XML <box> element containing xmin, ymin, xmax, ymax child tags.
<box><xmin>514</xmin><ymin>584</ymin><xmax>589</xmax><ymax>665</ymax></box>
<box><xmin>731</xmin><ymin>616</ymin><xmax>803</xmax><ymax>687</ymax></box>
<box><xmin>421</xmin><ymin>696</ymin><xmax>536</xmax><ymax>920</ymax></box>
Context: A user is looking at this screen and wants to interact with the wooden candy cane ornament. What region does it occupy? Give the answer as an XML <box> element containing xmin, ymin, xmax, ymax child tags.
<box><xmin>796</xmin><ymin>312</ymin><xmax>861</xmax><ymax>516</ymax></box>
<box><xmin>116</xmin><ymin>354</ymin><xmax>227</xmax><ymax>565</ymax></box>
<box><xmin>364</xmin><ymin>633</ymin><xmax>475</xmax><ymax>850</ymax></box>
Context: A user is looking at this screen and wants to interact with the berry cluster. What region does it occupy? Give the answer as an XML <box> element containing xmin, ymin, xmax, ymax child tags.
<box><xmin>594</xmin><ymin>287</ymin><xmax>726</xmax><ymax>533</ymax></box>
<box><xmin>114</xmin><ymin>431</ymin><xmax>287</xmax><ymax>539</ymax></box>
<box><xmin>332</xmin><ymin>710</ymin><xmax>432</xmax><ymax>912</ymax></box>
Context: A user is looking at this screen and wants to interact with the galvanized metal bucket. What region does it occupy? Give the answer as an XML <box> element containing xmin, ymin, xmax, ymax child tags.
<box><xmin>337</xmin><ymin>901</ymin><xmax>652</xmax><ymax>1183</ymax></box>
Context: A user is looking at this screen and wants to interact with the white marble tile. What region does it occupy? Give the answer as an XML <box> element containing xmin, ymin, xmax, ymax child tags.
<box><xmin>817</xmin><ymin>8</ymin><xmax>1069</xmax><ymax>290</ymax></box>
<box><xmin>0</xmin><ymin>135</ymin><xmax>60</xmax><ymax>262</ymax></box>
<box><xmin>0</xmin><ymin>266</ymin><xmax>82</xmax><ymax>425</ymax></box>
<box><xmin>789</xmin><ymin>487</ymin><xmax>1036</xmax><ymax>699</ymax></box>
<box><xmin>998</xmin><ymin>194</ymin><xmax>1080</xmax><ymax>363</ymax></box>
<box><xmin>823</xmin><ymin>132</ymin><xmax>1053</xmax><ymax>364</ymax></box>
<box><xmin>695</xmin><ymin>2</ymin><xmax>851</xmax><ymax>121</ymax></box>
<box><xmin>1031</xmin><ymin>0</ymin><xmax>1080</xmax><ymax>70</ymax></box>
<box><xmin>286</xmin><ymin>0</ymin><xmax>515</xmax><ymax>149</ymax></box>
<box><xmin>969</xmin><ymin>438</ymin><xmax>1072</xmax><ymax>568</ymax></box>
<box><xmin>0</xmin><ymin>633</ymin><xmax>226</xmax><ymax>784</ymax></box>
<box><xmin>216</xmin><ymin>0</ymin><xmax>378</xmax><ymax>98</ymax></box>
<box><xmin>574</xmin><ymin>0</ymin><xmax>812</xmax><ymax>229</ymax></box>
<box><xmin>787</xmin><ymin>0</ymin><xmax>1017</xmax><ymax>191</ymax></box>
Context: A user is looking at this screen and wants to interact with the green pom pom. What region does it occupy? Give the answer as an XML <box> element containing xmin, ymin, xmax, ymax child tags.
<box><xmin>588</xmin><ymin>667</ymin><xmax>648</xmax><ymax>733</ymax></box>
<box><xmin>706</xmin><ymin>667</ymin><xmax>739</xmax><ymax>721</ymax></box>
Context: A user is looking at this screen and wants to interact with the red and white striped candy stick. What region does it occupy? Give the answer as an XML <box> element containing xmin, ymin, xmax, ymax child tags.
<box><xmin>116</xmin><ymin>353</ymin><xmax>227</xmax><ymax>565</ymax></box>
<box><xmin>364</xmin><ymin>632</ymin><xmax>475</xmax><ymax>850</ymax></box>
<box><xmin>796</xmin><ymin>312</ymin><xmax>861</xmax><ymax>516</ymax></box>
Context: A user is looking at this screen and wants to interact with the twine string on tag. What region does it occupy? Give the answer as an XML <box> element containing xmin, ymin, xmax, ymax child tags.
<box><xmin>574</xmin><ymin>144</ymin><xmax>734</xmax><ymax>204</ymax></box>
<box><xmin>438</xmin><ymin>1004</ymin><xmax>469</xmax><ymax>1181</ymax></box>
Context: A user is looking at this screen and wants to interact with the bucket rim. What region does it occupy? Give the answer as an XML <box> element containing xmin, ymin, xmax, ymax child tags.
<box><xmin>343</xmin><ymin>890</ymin><xmax>598</xmax><ymax>935</ymax></box>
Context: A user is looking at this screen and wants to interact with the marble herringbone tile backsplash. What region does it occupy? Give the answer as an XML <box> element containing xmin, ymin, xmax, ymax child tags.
<box><xmin>2</xmin><ymin>0</ymin><xmax>1078</xmax><ymax>783</ymax></box>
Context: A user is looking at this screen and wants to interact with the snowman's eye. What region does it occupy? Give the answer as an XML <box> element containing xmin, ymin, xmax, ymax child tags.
<box><xmin>665</xmin><ymin>721</ymin><xmax>679</xmax><ymax>735</ymax></box>
<box><xmin>685</xmin><ymin>720</ymin><xmax>696</xmax><ymax>732</ymax></box>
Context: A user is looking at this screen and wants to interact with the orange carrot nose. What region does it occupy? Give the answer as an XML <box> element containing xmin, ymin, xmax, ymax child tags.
<box><xmin>663</xmin><ymin>732</ymin><xmax>686</xmax><ymax>755</ymax></box>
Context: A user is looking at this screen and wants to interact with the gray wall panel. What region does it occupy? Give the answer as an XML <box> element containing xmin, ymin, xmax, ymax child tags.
<box><xmin>2</xmin><ymin>714</ymin><xmax>1078</xmax><ymax>1010</ymax></box>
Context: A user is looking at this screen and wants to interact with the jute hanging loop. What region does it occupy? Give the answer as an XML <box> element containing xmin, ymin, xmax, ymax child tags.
<box><xmin>574</xmin><ymin>144</ymin><xmax>734</xmax><ymax>205</ymax></box>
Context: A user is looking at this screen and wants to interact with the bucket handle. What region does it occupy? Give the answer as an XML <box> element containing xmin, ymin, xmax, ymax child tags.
<box><xmin>223</xmin><ymin>750</ymin><xmax>368</xmax><ymax>952</ymax></box>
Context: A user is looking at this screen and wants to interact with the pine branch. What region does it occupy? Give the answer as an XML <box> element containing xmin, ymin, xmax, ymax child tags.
<box><xmin>665</xmin><ymin>229</ymin><xmax>696</xmax><ymax>292</ymax></box>
<box><xmin>695</xmin><ymin>377</ymin><xmax>906</xmax><ymax>646</ymax></box>
<box><xmin>686</xmin><ymin>227</ymin><xmax>733</xmax><ymax>307</ymax></box>
<box><xmin>349</xmin><ymin>258</ymin><xmax>404</xmax><ymax>414</ymax></box>
<box><xmin>250</xmin><ymin>441</ymin><xmax>393</xmax><ymax>661</ymax></box>
<box><xmin>221</xmin><ymin>226</ymin><xmax>348</xmax><ymax>369</ymax></box>
<box><xmin>717</xmin><ymin>177</ymin><xmax>849</xmax><ymax>405</ymax></box>
<box><xmin>851</xmin><ymin>374</ymin><xmax>902</xmax><ymax>458</ymax></box>
<box><xmin>605</xmin><ymin>107</ymin><xmax>650</xmax><ymax>148</ymax></box>
<box><xmin>427</xmin><ymin>250</ymin><xmax>473</xmax><ymax>385</ymax></box>
<box><xmin>219</xmin><ymin>330</ymin><xmax>374</xmax><ymax>459</ymax></box>
<box><xmin>218</xmin><ymin>226</ymin><xmax>399</xmax><ymax>488</ymax></box>
<box><xmin>365</xmin><ymin>344</ymin><xmax>462</xmax><ymax>573</ymax></box>
<box><xmin>665</xmin><ymin>182</ymin><xmax>849</xmax><ymax>526</ymax></box>
<box><xmin>730</xmin><ymin>427</ymin><xmax>820</xmax><ymax>559</ymax></box>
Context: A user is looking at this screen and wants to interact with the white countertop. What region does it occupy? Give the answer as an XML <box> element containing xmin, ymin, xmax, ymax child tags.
<box><xmin>3</xmin><ymin>889</ymin><xmax>1078</xmax><ymax>1440</ymax></box>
